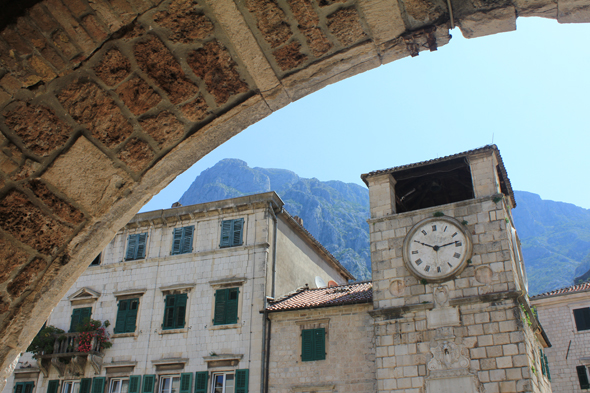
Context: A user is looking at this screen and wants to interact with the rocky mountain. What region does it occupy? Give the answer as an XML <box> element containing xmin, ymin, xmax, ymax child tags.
<box><xmin>178</xmin><ymin>160</ymin><xmax>590</xmax><ymax>295</ymax></box>
<box><xmin>179</xmin><ymin>159</ymin><xmax>371</xmax><ymax>280</ymax></box>
<box><xmin>511</xmin><ymin>191</ymin><xmax>590</xmax><ymax>295</ymax></box>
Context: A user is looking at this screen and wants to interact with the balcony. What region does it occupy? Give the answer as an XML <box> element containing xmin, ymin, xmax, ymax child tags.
<box><xmin>36</xmin><ymin>332</ymin><xmax>105</xmax><ymax>376</ymax></box>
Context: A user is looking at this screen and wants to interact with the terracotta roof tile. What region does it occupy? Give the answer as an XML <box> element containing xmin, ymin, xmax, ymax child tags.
<box><xmin>531</xmin><ymin>282</ymin><xmax>590</xmax><ymax>300</ymax></box>
<box><xmin>266</xmin><ymin>281</ymin><xmax>372</xmax><ymax>312</ymax></box>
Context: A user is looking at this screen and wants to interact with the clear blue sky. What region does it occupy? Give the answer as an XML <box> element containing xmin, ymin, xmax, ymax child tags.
<box><xmin>141</xmin><ymin>17</ymin><xmax>590</xmax><ymax>213</ymax></box>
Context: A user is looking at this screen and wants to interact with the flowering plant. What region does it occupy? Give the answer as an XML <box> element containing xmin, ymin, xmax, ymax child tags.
<box><xmin>76</xmin><ymin>319</ymin><xmax>112</xmax><ymax>353</ymax></box>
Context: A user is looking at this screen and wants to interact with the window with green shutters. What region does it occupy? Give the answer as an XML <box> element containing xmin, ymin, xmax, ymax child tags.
<box><xmin>194</xmin><ymin>372</ymin><xmax>208</xmax><ymax>393</ymax></box>
<box><xmin>69</xmin><ymin>307</ymin><xmax>92</xmax><ymax>332</ymax></box>
<box><xmin>142</xmin><ymin>376</ymin><xmax>155</xmax><ymax>393</ymax></box>
<box><xmin>163</xmin><ymin>293</ymin><xmax>187</xmax><ymax>330</ymax></box>
<box><xmin>80</xmin><ymin>379</ymin><xmax>91</xmax><ymax>393</ymax></box>
<box><xmin>91</xmin><ymin>378</ymin><xmax>105</xmax><ymax>393</ymax></box>
<box><xmin>126</xmin><ymin>233</ymin><xmax>148</xmax><ymax>260</ymax></box>
<box><xmin>47</xmin><ymin>381</ymin><xmax>60</xmax><ymax>393</ymax></box>
<box><xmin>115</xmin><ymin>298</ymin><xmax>139</xmax><ymax>333</ymax></box>
<box><xmin>301</xmin><ymin>328</ymin><xmax>326</xmax><ymax>362</ymax></box>
<box><xmin>235</xmin><ymin>370</ymin><xmax>248</xmax><ymax>393</ymax></box>
<box><xmin>171</xmin><ymin>226</ymin><xmax>194</xmax><ymax>255</ymax></box>
<box><xmin>14</xmin><ymin>382</ymin><xmax>34</xmax><ymax>393</ymax></box>
<box><xmin>128</xmin><ymin>376</ymin><xmax>141</xmax><ymax>393</ymax></box>
<box><xmin>179</xmin><ymin>373</ymin><xmax>192</xmax><ymax>393</ymax></box>
<box><xmin>219</xmin><ymin>219</ymin><xmax>244</xmax><ymax>248</ymax></box>
<box><xmin>213</xmin><ymin>288</ymin><xmax>239</xmax><ymax>325</ymax></box>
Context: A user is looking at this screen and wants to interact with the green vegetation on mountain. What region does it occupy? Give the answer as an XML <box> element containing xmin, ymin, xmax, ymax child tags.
<box><xmin>178</xmin><ymin>160</ymin><xmax>590</xmax><ymax>294</ymax></box>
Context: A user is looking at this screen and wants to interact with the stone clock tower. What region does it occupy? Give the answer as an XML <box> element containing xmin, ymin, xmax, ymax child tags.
<box><xmin>361</xmin><ymin>146</ymin><xmax>552</xmax><ymax>393</ymax></box>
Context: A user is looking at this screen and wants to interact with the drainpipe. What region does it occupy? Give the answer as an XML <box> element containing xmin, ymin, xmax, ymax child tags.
<box><xmin>264</xmin><ymin>313</ymin><xmax>272</xmax><ymax>393</ymax></box>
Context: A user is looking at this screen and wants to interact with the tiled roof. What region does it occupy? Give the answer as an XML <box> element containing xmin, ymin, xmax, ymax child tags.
<box><xmin>531</xmin><ymin>282</ymin><xmax>590</xmax><ymax>300</ymax></box>
<box><xmin>266</xmin><ymin>281</ymin><xmax>373</xmax><ymax>312</ymax></box>
<box><xmin>360</xmin><ymin>144</ymin><xmax>516</xmax><ymax>208</ymax></box>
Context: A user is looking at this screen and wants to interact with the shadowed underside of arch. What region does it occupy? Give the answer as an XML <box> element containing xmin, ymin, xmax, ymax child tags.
<box><xmin>0</xmin><ymin>0</ymin><xmax>588</xmax><ymax>384</ymax></box>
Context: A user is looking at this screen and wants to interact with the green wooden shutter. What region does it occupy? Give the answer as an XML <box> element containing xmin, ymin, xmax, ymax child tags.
<box><xmin>163</xmin><ymin>295</ymin><xmax>176</xmax><ymax>329</ymax></box>
<box><xmin>47</xmin><ymin>380</ymin><xmax>60</xmax><ymax>393</ymax></box>
<box><xmin>136</xmin><ymin>233</ymin><xmax>147</xmax><ymax>259</ymax></box>
<box><xmin>220</xmin><ymin>221</ymin><xmax>232</xmax><ymax>248</ymax></box>
<box><xmin>194</xmin><ymin>372</ymin><xmax>208</xmax><ymax>393</ymax></box>
<box><xmin>214</xmin><ymin>289</ymin><xmax>227</xmax><ymax>325</ymax></box>
<box><xmin>235</xmin><ymin>370</ymin><xmax>248</xmax><ymax>393</ymax></box>
<box><xmin>142</xmin><ymin>376</ymin><xmax>155</xmax><ymax>393</ymax></box>
<box><xmin>301</xmin><ymin>329</ymin><xmax>313</xmax><ymax>361</ymax></box>
<box><xmin>115</xmin><ymin>299</ymin><xmax>128</xmax><ymax>333</ymax></box>
<box><xmin>545</xmin><ymin>353</ymin><xmax>551</xmax><ymax>381</ymax></box>
<box><xmin>80</xmin><ymin>379</ymin><xmax>92</xmax><ymax>393</ymax></box>
<box><xmin>126</xmin><ymin>234</ymin><xmax>138</xmax><ymax>260</ymax></box>
<box><xmin>23</xmin><ymin>383</ymin><xmax>34</xmax><ymax>393</ymax></box>
<box><xmin>14</xmin><ymin>383</ymin><xmax>24</xmax><ymax>393</ymax></box>
<box><xmin>578</xmin><ymin>366</ymin><xmax>589</xmax><ymax>389</ymax></box>
<box><xmin>180</xmin><ymin>373</ymin><xmax>193</xmax><ymax>393</ymax></box>
<box><xmin>176</xmin><ymin>294</ymin><xmax>187</xmax><ymax>328</ymax></box>
<box><xmin>314</xmin><ymin>328</ymin><xmax>326</xmax><ymax>360</ymax></box>
<box><xmin>171</xmin><ymin>228</ymin><xmax>183</xmax><ymax>255</ymax></box>
<box><xmin>129</xmin><ymin>376</ymin><xmax>141</xmax><ymax>393</ymax></box>
<box><xmin>91</xmin><ymin>378</ymin><xmax>105</xmax><ymax>393</ymax></box>
<box><xmin>70</xmin><ymin>308</ymin><xmax>82</xmax><ymax>332</ymax></box>
<box><xmin>80</xmin><ymin>307</ymin><xmax>92</xmax><ymax>329</ymax></box>
<box><xmin>125</xmin><ymin>299</ymin><xmax>139</xmax><ymax>333</ymax></box>
<box><xmin>182</xmin><ymin>226</ymin><xmax>194</xmax><ymax>254</ymax></box>
<box><xmin>226</xmin><ymin>288</ymin><xmax>239</xmax><ymax>324</ymax></box>
<box><xmin>232</xmin><ymin>219</ymin><xmax>243</xmax><ymax>246</ymax></box>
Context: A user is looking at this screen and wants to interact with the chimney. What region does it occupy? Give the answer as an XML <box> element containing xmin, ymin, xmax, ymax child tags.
<box><xmin>294</xmin><ymin>216</ymin><xmax>303</xmax><ymax>226</ymax></box>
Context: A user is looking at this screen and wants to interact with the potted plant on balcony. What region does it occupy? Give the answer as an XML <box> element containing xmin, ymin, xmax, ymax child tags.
<box><xmin>26</xmin><ymin>325</ymin><xmax>65</xmax><ymax>358</ymax></box>
<box><xmin>76</xmin><ymin>319</ymin><xmax>112</xmax><ymax>353</ymax></box>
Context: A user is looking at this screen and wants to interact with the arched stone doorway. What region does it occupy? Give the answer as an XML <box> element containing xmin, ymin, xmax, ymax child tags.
<box><xmin>0</xmin><ymin>0</ymin><xmax>588</xmax><ymax>385</ymax></box>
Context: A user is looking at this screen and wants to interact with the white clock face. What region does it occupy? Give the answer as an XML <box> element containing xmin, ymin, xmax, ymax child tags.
<box><xmin>403</xmin><ymin>217</ymin><xmax>473</xmax><ymax>282</ymax></box>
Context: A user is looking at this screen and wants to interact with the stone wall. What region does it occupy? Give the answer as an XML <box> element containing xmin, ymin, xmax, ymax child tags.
<box><xmin>532</xmin><ymin>293</ymin><xmax>590</xmax><ymax>393</ymax></box>
<box><xmin>267</xmin><ymin>303</ymin><xmax>376</xmax><ymax>393</ymax></box>
<box><xmin>1</xmin><ymin>0</ymin><xmax>590</xmax><ymax>383</ymax></box>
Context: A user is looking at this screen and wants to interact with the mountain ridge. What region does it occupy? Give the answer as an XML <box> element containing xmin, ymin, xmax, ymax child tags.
<box><xmin>178</xmin><ymin>159</ymin><xmax>590</xmax><ymax>295</ymax></box>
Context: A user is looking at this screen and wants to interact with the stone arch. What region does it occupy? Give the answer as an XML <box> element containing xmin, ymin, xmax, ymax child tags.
<box><xmin>0</xmin><ymin>0</ymin><xmax>588</xmax><ymax>383</ymax></box>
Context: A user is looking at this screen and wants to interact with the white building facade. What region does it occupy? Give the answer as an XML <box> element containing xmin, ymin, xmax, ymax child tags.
<box><xmin>532</xmin><ymin>283</ymin><xmax>590</xmax><ymax>392</ymax></box>
<box><xmin>4</xmin><ymin>192</ymin><xmax>352</xmax><ymax>393</ymax></box>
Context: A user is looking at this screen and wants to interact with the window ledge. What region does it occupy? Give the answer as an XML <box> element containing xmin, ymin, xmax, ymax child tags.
<box><xmin>111</xmin><ymin>332</ymin><xmax>137</xmax><ymax>338</ymax></box>
<box><xmin>159</xmin><ymin>328</ymin><xmax>189</xmax><ymax>335</ymax></box>
<box><xmin>210</xmin><ymin>324</ymin><xmax>240</xmax><ymax>331</ymax></box>
<box><xmin>209</xmin><ymin>277</ymin><xmax>247</xmax><ymax>288</ymax></box>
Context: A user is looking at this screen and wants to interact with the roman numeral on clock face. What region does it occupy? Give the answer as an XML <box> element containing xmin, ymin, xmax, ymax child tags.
<box><xmin>432</xmin><ymin>225</ymin><xmax>437</xmax><ymax>231</ymax></box>
<box><xmin>455</xmin><ymin>241</ymin><xmax>462</xmax><ymax>247</ymax></box>
<box><xmin>421</xmin><ymin>230</ymin><xmax>427</xmax><ymax>236</ymax></box>
<box><xmin>452</xmin><ymin>232</ymin><xmax>458</xmax><ymax>238</ymax></box>
<box><xmin>424</xmin><ymin>265</ymin><xmax>431</xmax><ymax>272</ymax></box>
<box><xmin>447</xmin><ymin>262</ymin><xmax>453</xmax><ymax>268</ymax></box>
<box><xmin>437</xmin><ymin>267</ymin><xmax>441</xmax><ymax>273</ymax></box>
<box><xmin>454</xmin><ymin>253</ymin><xmax>461</xmax><ymax>258</ymax></box>
<box><xmin>415</xmin><ymin>258</ymin><xmax>423</xmax><ymax>266</ymax></box>
<box><xmin>411</xmin><ymin>250</ymin><xmax>418</xmax><ymax>255</ymax></box>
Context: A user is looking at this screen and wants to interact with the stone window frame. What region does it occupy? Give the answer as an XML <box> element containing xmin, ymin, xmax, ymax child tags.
<box><xmin>158</xmin><ymin>284</ymin><xmax>195</xmax><ymax>335</ymax></box>
<box><xmin>209</xmin><ymin>278</ymin><xmax>246</xmax><ymax>330</ymax></box>
<box><xmin>112</xmin><ymin>289</ymin><xmax>146</xmax><ymax>338</ymax></box>
<box><xmin>219</xmin><ymin>218</ymin><xmax>246</xmax><ymax>249</ymax></box>
<box><xmin>124</xmin><ymin>231</ymin><xmax>149</xmax><ymax>261</ymax></box>
<box><xmin>295</xmin><ymin>319</ymin><xmax>330</xmax><ymax>363</ymax></box>
<box><xmin>569</xmin><ymin>301</ymin><xmax>590</xmax><ymax>334</ymax></box>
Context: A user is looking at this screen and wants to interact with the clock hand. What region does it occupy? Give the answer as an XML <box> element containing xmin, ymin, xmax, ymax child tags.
<box><xmin>439</xmin><ymin>241</ymin><xmax>458</xmax><ymax>248</ymax></box>
<box><xmin>413</xmin><ymin>240</ymin><xmax>434</xmax><ymax>248</ymax></box>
